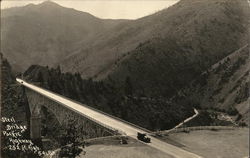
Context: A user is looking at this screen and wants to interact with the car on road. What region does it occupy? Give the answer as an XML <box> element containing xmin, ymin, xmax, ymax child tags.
<box><xmin>137</xmin><ymin>132</ymin><xmax>151</xmax><ymax>143</ymax></box>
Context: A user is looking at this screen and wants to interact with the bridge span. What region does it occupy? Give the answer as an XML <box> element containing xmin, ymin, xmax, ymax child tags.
<box><xmin>16</xmin><ymin>78</ymin><xmax>202</xmax><ymax>158</ymax></box>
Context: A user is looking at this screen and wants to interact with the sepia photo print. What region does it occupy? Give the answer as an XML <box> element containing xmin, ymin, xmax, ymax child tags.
<box><xmin>0</xmin><ymin>0</ymin><xmax>249</xmax><ymax>157</ymax></box>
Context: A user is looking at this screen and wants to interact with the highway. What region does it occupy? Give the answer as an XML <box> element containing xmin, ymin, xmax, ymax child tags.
<box><xmin>17</xmin><ymin>78</ymin><xmax>202</xmax><ymax>158</ymax></box>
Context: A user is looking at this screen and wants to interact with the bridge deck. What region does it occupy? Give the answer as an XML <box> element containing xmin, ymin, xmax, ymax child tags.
<box><xmin>17</xmin><ymin>78</ymin><xmax>202</xmax><ymax>158</ymax></box>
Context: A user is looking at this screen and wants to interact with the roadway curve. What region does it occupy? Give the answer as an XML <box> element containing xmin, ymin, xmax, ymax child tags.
<box><xmin>171</xmin><ymin>109</ymin><xmax>199</xmax><ymax>130</ymax></box>
<box><xmin>17</xmin><ymin>78</ymin><xmax>202</xmax><ymax>158</ymax></box>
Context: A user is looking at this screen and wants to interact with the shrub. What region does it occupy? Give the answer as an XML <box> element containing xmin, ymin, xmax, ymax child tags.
<box><xmin>182</xmin><ymin>128</ymin><xmax>190</xmax><ymax>133</ymax></box>
<box><xmin>239</xmin><ymin>122</ymin><xmax>247</xmax><ymax>127</ymax></box>
<box><xmin>227</xmin><ymin>106</ymin><xmax>238</xmax><ymax>116</ymax></box>
<box><xmin>210</xmin><ymin>128</ymin><xmax>219</xmax><ymax>131</ymax></box>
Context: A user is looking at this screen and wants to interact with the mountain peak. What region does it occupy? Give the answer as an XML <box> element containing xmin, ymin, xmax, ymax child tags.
<box><xmin>39</xmin><ymin>0</ymin><xmax>61</xmax><ymax>7</ymax></box>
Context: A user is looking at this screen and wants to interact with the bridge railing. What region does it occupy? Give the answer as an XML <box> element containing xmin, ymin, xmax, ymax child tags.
<box><xmin>56</xmin><ymin>93</ymin><xmax>152</xmax><ymax>133</ymax></box>
<box><xmin>20</xmin><ymin>80</ymin><xmax>121</xmax><ymax>135</ymax></box>
<box><xmin>18</xmin><ymin>79</ymin><xmax>151</xmax><ymax>134</ymax></box>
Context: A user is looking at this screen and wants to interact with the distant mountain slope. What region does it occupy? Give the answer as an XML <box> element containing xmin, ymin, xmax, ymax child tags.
<box><xmin>61</xmin><ymin>0</ymin><xmax>248</xmax><ymax>81</ymax></box>
<box><xmin>106</xmin><ymin>0</ymin><xmax>249</xmax><ymax>98</ymax></box>
<box><xmin>1</xmin><ymin>1</ymin><xmax>127</xmax><ymax>72</ymax></box>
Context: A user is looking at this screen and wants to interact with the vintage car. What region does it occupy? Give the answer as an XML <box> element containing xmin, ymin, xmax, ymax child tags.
<box><xmin>137</xmin><ymin>132</ymin><xmax>151</xmax><ymax>143</ymax></box>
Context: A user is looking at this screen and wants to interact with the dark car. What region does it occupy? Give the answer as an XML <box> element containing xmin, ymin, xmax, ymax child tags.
<box><xmin>137</xmin><ymin>132</ymin><xmax>151</xmax><ymax>143</ymax></box>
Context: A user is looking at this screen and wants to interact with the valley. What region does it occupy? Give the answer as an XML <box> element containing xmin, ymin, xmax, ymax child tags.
<box><xmin>1</xmin><ymin>0</ymin><xmax>249</xmax><ymax>157</ymax></box>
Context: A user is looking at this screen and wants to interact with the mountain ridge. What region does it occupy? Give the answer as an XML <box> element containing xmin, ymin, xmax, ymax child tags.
<box><xmin>60</xmin><ymin>0</ymin><xmax>248</xmax><ymax>81</ymax></box>
<box><xmin>1</xmin><ymin>1</ymin><xmax>128</xmax><ymax>72</ymax></box>
<box><xmin>1</xmin><ymin>0</ymin><xmax>249</xmax><ymax>104</ymax></box>
<box><xmin>102</xmin><ymin>0</ymin><xmax>249</xmax><ymax>99</ymax></box>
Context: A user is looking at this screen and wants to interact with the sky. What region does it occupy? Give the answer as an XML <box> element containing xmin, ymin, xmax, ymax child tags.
<box><xmin>1</xmin><ymin>0</ymin><xmax>179</xmax><ymax>19</ymax></box>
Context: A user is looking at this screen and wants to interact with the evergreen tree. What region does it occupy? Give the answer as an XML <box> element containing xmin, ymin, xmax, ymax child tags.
<box><xmin>58</xmin><ymin>121</ymin><xmax>84</xmax><ymax>158</ymax></box>
<box><xmin>37</xmin><ymin>71</ymin><xmax>44</xmax><ymax>83</ymax></box>
<box><xmin>124</xmin><ymin>76</ymin><xmax>133</xmax><ymax>96</ymax></box>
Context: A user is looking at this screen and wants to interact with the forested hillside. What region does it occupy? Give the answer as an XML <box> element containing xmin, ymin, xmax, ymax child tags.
<box><xmin>171</xmin><ymin>45</ymin><xmax>249</xmax><ymax>125</ymax></box>
<box><xmin>0</xmin><ymin>54</ymin><xmax>79</xmax><ymax>156</ymax></box>
<box><xmin>0</xmin><ymin>54</ymin><xmax>35</xmax><ymax>158</ymax></box>
<box><xmin>1</xmin><ymin>53</ymin><xmax>28</xmax><ymax>124</ymax></box>
<box><xmin>107</xmin><ymin>0</ymin><xmax>249</xmax><ymax>98</ymax></box>
<box><xmin>2</xmin><ymin>0</ymin><xmax>249</xmax><ymax>132</ymax></box>
<box><xmin>24</xmin><ymin>65</ymin><xmax>194</xmax><ymax>130</ymax></box>
<box><xmin>62</xmin><ymin>0</ymin><xmax>248</xmax><ymax>81</ymax></box>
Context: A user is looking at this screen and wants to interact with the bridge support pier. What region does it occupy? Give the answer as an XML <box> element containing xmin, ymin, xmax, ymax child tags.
<box><xmin>30</xmin><ymin>116</ymin><xmax>41</xmax><ymax>139</ymax></box>
<box><xmin>25</xmin><ymin>87</ymin><xmax>118</xmax><ymax>140</ymax></box>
